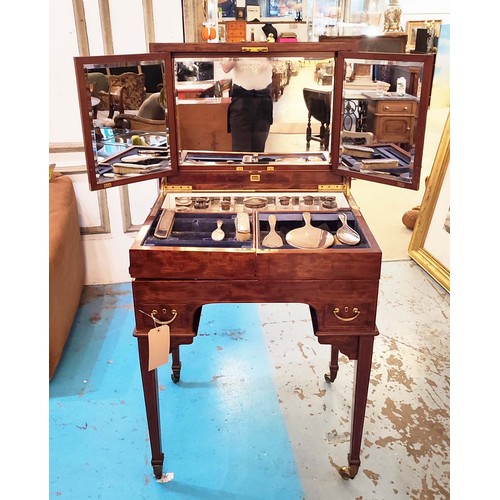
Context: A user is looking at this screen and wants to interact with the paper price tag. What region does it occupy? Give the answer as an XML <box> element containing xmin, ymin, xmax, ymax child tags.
<box><xmin>148</xmin><ymin>324</ymin><xmax>170</xmax><ymax>371</ymax></box>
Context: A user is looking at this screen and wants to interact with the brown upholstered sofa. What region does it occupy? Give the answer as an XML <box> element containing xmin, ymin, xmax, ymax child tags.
<box><xmin>49</xmin><ymin>172</ymin><xmax>85</xmax><ymax>379</ymax></box>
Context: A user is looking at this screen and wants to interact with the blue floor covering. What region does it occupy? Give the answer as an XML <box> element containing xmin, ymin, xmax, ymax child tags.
<box><xmin>49</xmin><ymin>283</ymin><xmax>305</xmax><ymax>499</ymax></box>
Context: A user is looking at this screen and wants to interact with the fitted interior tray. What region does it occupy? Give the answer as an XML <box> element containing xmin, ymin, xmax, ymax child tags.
<box><xmin>341</xmin><ymin>144</ymin><xmax>411</xmax><ymax>178</ymax></box>
<box><xmin>143</xmin><ymin>212</ymin><xmax>253</xmax><ymax>248</ymax></box>
<box><xmin>97</xmin><ymin>145</ymin><xmax>170</xmax><ymax>176</ymax></box>
<box><xmin>258</xmin><ymin>211</ymin><xmax>369</xmax><ymax>249</ymax></box>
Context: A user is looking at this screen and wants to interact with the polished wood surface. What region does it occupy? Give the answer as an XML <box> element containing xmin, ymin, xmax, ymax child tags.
<box><xmin>130</xmin><ymin>203</ymin><xmax>382</xmax><ymax>480</ymax></box>
<box><xmin>177</xmin><ymin>98</ymin><xmax>232</xmax><ymax>151</ymax></box>
<box><xmin>319</xmin><ymin>33</ymin><xmax>408</xmax><ymax>53</ymax></box>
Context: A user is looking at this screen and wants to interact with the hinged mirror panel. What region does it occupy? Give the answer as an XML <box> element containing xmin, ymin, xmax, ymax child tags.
<box><xmin>74</xmin><ymin>53</ymin><xmax>174</xmax><ymax>191</ymax></box>
<box><xmin>332</xmin><ymin>50</ymin><xmax>434</xmax><ymax>190</ymax></box>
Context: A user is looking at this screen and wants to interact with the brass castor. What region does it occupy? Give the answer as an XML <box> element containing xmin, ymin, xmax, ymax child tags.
<box><xmin>324</xmin><ymin>361</ymin><xmax>338</xmax><ymax>383</ymax></box>
<box><xmin>152</xmin><ymin>454</ymin><xmax>164</xmax><ymax>479</ymax></box>
<box><xmin>153</xmin><ymin>466</ymin><xmax>163</xmax><ymax>479</ymax></box>
<box><xmin>339</xmin><ymin>464</ymin><xmax>359</xmax><ymax>480</ymax></box>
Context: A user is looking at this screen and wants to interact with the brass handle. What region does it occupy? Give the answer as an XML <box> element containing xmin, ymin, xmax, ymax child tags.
<box><xmin>242</xmin><ymin>46</ymin><xmax>268</xmax><ymax>52</ymax></box>
<box><xmin>333</xmin><ymin>306</ymin><xmax>361</xmax><ymax>322</ymax></box>
<box><xmin>140</xmin><ymin>308</ymin><xmax>178</xmax><ymax>325</ymax></box>
<box><xmin>404</xmin><ymin>106</ymin><xmax>408</xmax><ymax>110</ymax></box>
<box><xmin>383</xmin><ymin>105</ymin><xmax>389</xmax><ymax>111</ymax></box>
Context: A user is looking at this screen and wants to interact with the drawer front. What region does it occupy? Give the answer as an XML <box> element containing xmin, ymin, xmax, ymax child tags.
<box><xmin>319</xmin><ymin>282</ymin><xmax>379</xmax><ymax>330</ymax></box>
<box><xmin>226</xmin><ymin>21</ymin><xmax>246</xmax><ymax>42</ymax></box>
<box><xmin>257</xmin><ymin>249</ymin><xmax>381</xmax><ymax>281</ymax></box>
<box><xmin>322</xmin><ymin>302</ymin><xmax>377</xmax><ymax>330</ymax></box>
<box><xmin>130</xmin><ymin>247</ymin><xmax>256</xmax><ymax>280</ymax></box>
<box><xmin>133</xmin><ymin>278</ymin><xmax>379</xmax><ymax>334</ymax></box>
<box><xmin>228</xmin><ymin>34</ymin><xmax>246</xmax><ymax>42</ymax></box>
<box><xmin>374</xmin><ymin>100</ymin><xmax>417</xmax><ymax>115</ymax></box>
<box><xmin>133</xmin><ymin>302</ymin><xmax>195</xmax><ymax>333</ymax></box>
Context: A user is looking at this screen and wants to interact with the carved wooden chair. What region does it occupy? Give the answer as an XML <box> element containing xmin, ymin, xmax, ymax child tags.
<box><xmin>107</xmin><ymin>85</ymin><xmax>125</xmax><ymax>118</ymax></box>
<box><xmin>99</xmin><ymin>72</ymin><xmax>146</xmax><ymax>117</ymax></box>
<box><xmin>303</xmin><ymin>88</ymin><xmax>331</xmax><ymax>150</ymax></box>
<box><xmin>85</xmin><ymin>72</ymin><xmax>109</xmax><ymax>118</ymax></box>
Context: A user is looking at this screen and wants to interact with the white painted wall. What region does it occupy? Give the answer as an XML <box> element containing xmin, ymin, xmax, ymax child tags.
<box><xmin>49</xmin><ymin>0</ymin><xmax>450</xmax><ymax>285</ymax></box>
<box><xmin>49</xmin><ymin>0</ymin><xmax>184</xmax><ymax>285</ymax></box>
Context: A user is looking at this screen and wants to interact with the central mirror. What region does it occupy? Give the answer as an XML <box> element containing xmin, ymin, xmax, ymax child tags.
<box><xmin>173</xmin><ymin>55</ymin><xmax>334</xmax><ymax>163</ymax></box>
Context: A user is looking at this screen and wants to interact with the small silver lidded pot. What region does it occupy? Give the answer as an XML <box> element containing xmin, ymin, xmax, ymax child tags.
<box><xmin>279</xmin><ymin>196</ymin><xmax>291</xmax><ymax>206</ymax></box>
<box><xmin>194</xmin><ymin>197</ymin><xmax>210</xmax><ymax>210</ymax></box>
<box><xmin>322</xmin><ymin>196</ymin><xmax>337</xmax><ymax>210</ymax></box>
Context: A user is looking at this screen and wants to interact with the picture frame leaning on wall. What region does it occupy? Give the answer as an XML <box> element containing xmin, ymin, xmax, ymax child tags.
<box><xmin>408</xmin><ymin>112</ymin><xmax>450</xmax><ymax>292</ymax></box>
<box><xmin>406</xmin><ymin>20</ymin><xmax>442</xmax><ymax>51</ymax></box>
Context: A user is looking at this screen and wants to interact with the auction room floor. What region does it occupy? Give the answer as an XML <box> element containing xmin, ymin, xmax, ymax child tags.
<box><xmin>49</xmin><ymin>260</ymin><xmax>449</xmax><ymax>499</ymax></box>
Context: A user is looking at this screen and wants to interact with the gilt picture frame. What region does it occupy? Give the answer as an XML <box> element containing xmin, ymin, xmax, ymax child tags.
<box><xmin>408</xmin><ymin>113</ymin><xmax>450</xmax><ymax>292</ymax></box>
<box><xmin>406</xmin><ymin>20</ymin><xmax>442</xmax><ymax>51</ymax></box>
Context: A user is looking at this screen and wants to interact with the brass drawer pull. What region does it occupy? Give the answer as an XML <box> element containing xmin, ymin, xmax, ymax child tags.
<box><xmin>333</xmin><ymin>306</ymin><xmax>361</xmax><ymax>322</ymax></box>
<box><xmin>242</xmin><ymin>46</ymin><xmax>268</xmax><ymax>52</ymax></box>
<box><xmin>140</xmin><ymin>308</ymin><xmax>178</xmax><ymax>325</ymax></box>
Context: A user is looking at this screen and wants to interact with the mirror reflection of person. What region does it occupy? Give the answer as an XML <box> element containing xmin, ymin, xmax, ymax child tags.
<box><xmin>221</xmin><ymin>58</ymin><xmax>273</xmax><ymax>152</ymax></box>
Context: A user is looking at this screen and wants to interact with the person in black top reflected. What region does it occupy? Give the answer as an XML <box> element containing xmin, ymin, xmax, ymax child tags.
<box><xmin>221</xmin><ymin>58</ymin><xmax>274</xmax><ymax>152</ymax></box>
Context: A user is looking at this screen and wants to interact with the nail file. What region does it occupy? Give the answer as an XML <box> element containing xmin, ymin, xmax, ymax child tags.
<box><xmin>154</xmin><ymin>209</ymin><xmax>175</xmax><ymax>239</ymax></box>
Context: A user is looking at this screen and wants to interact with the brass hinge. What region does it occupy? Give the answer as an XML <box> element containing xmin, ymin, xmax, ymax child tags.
<box><xmin>166</xmin><ymin>185</ymin><xmax>192</xmax><ymax>192</ymax></box>
<box><xmin>318</xmin><ymin>184</ymin><xmax>345</xmax><ymax>191</ymax></box>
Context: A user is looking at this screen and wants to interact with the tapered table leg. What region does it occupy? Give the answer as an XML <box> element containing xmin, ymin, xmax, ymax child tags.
<box><xmin>339</xmin><ymin>335</ymin><xmax>375</xmax><ymax>480</ymax></box>
<box><xmin>137</xmin><ymin>336</ymin><xmax>164</xmax><ymax>479</ymax></box>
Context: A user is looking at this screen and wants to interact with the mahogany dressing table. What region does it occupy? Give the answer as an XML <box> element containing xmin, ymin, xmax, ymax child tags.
<box><xmin>74</xmin><ymin>43</ymin><xmax>433</xmax><ymax>481</ymax></box>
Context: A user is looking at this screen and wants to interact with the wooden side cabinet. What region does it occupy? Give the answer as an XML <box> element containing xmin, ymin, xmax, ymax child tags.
<box><xmin>363</xmin><ymin>93</ymin><xmax>418</xmax><ymax>145</ymax></box>
<box><xmin>225</xmin><ymin>21</ymin><xmax>247</xmax><ymax>42</ymax></box>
